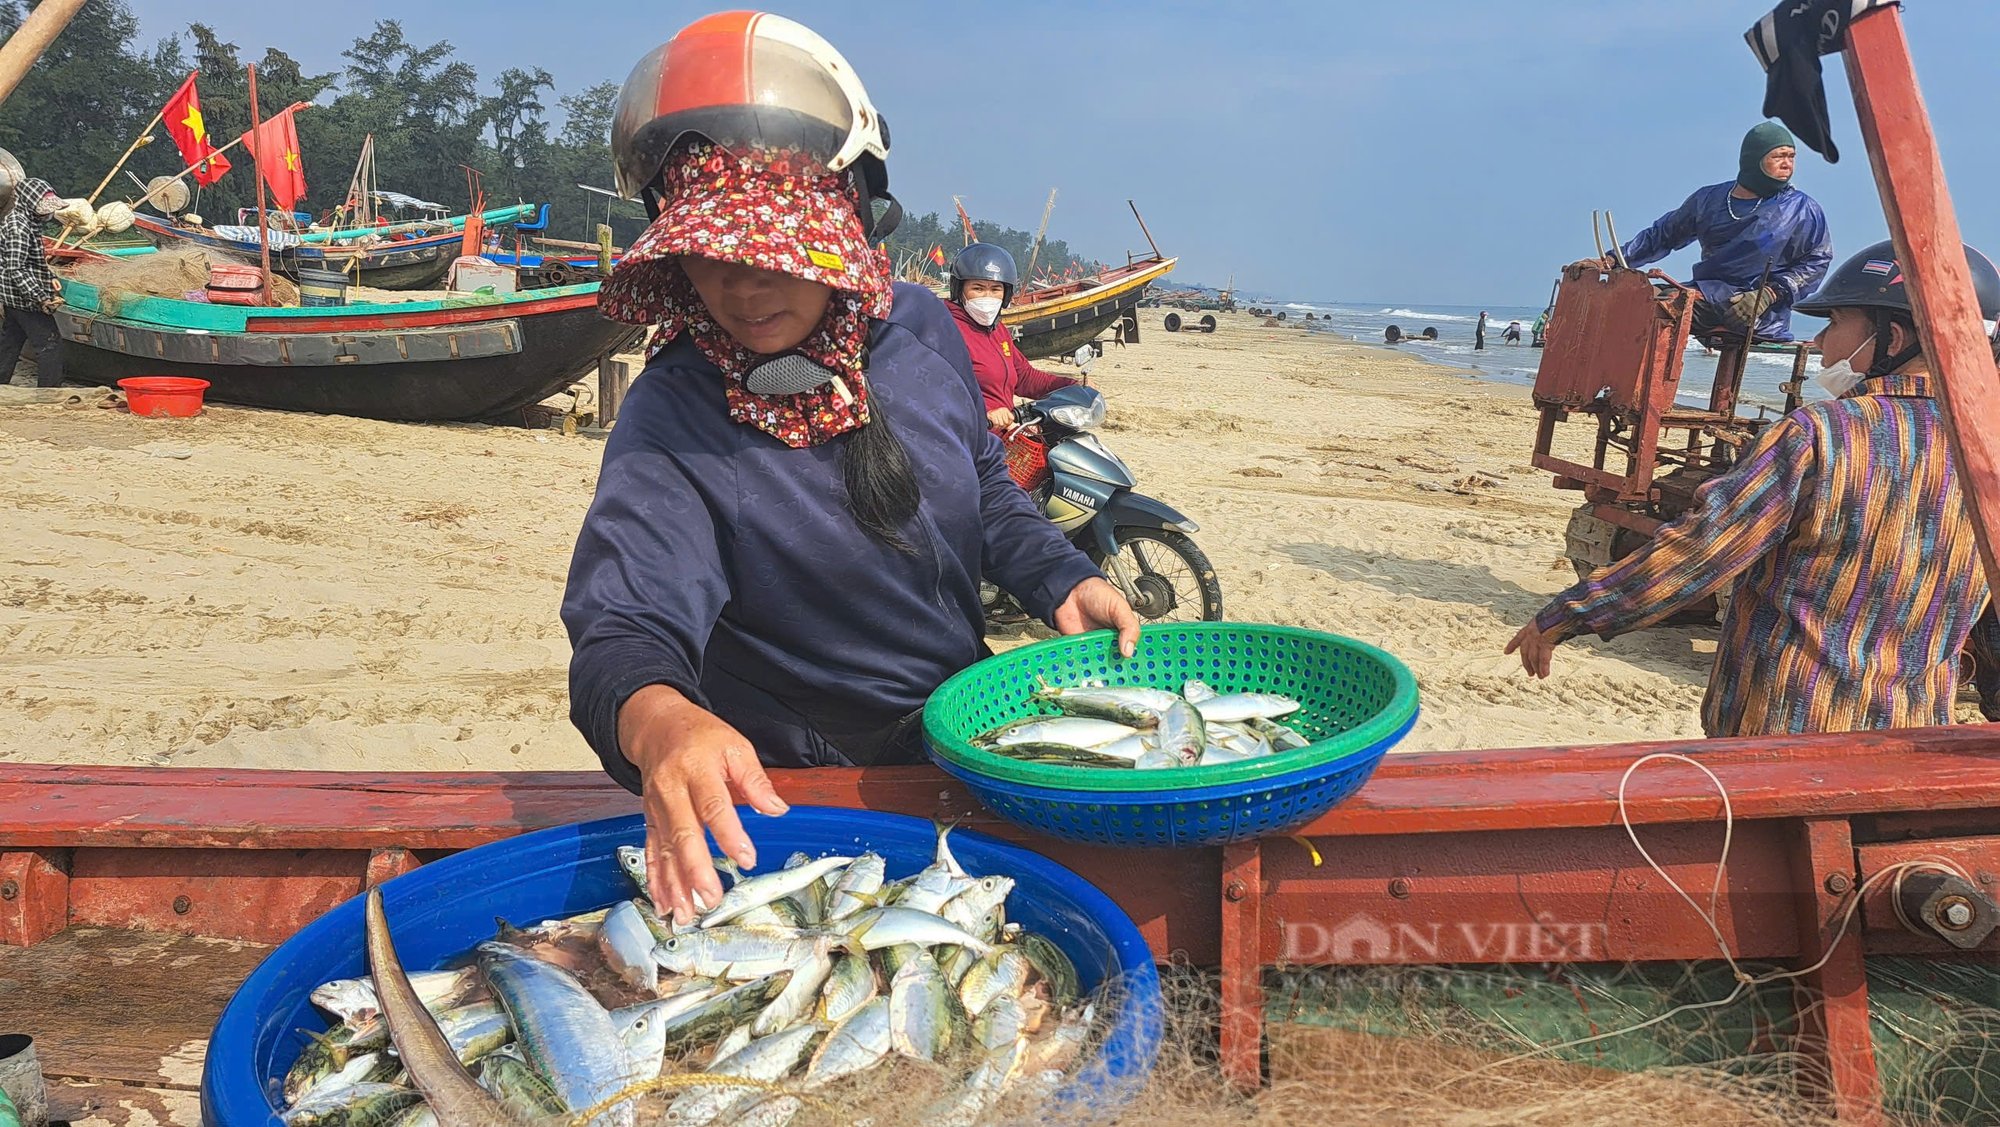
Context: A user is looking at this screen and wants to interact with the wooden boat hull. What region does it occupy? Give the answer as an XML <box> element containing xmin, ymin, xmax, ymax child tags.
<box><xmin>1003</xmin><ymin>256</ymin><xmax>1177</xmax><ymax>359</ymax></box>
<box><xmin>132</xmin><ymin>216</ymin><xmax>460</xmax><ymax>291</ymax></box>
<box><xmin>6</xmin><ymin>727</ymin><xmax>2000</xmax><ymax>1123</ymax></box>
<box><xmin>52</xmin><ymin>283</ymin><xmax>643</xmax><ymax>422</ymax></box>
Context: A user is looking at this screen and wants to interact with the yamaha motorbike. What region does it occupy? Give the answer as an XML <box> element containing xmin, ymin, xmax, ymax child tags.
<box><xmin>983</xmin><ymin>384</ymin><xmax>1224</xmax><ymax>623</ymax></box>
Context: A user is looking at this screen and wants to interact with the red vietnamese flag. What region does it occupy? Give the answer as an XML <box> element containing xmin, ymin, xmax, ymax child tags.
<box><xmin>162</xmin><ymin>73</ymin><xmax>232</xmax><ymax>186</ymax></box>
<box><xmin>240</xmin><ymin>106</ymin><xmax>307</xmax><ymax>211</ymax></box>
<box><xmin>927</xmin><ymin>244</ymin><xmax>947</xmax><ymax>269</ymax></box>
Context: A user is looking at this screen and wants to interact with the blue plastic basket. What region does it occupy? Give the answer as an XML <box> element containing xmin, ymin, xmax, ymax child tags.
<box><xmin>201</xmin><ymin>808</ymin><xmax>1163</xmax><ymax>1126</ymax></box>
<box><xmin>932</xmin><ymin>708</ymin><xmax>1415</xmax><ymax>846</ymax></box>
<box><xmin>924</xmin><ymin>624</ymin><xmax>1419</xmax><ymax>847</ymax></box>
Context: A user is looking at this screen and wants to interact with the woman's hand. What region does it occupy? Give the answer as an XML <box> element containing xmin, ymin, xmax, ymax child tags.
<box><xmin>617</xmin><ymin>685</ymin><xmax>789</xmax><ymax>923</ymax></box>
<box><xmin>986</xmin><ymin>406</ymin><xmax>1017</xmax><ymax>429</ymax></box>
<box><xmin>1054</xmin><ymin>576</ymin><xmax>1141</xmax><ymax>658</ymax></box>
<box><xmin>1504</xmin><ymin>621</ymin><xmax>1561</xmax><ymax>679</ymax></box>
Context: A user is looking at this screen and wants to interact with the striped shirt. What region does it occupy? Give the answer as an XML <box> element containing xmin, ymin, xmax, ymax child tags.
<box><xmin>1535</xmin><ymin>372</ymin><xmax>1990</xmax><ymax>736</ymax></box>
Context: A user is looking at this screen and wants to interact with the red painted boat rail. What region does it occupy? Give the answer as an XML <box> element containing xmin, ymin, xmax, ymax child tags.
<box><xmin>8</xmin><ymin>726</ymin><xmax>2000</xmax><ymax>1122</ymax></box>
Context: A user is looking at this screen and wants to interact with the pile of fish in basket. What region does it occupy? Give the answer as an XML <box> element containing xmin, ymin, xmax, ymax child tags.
<box><xmin>280</xmin><ymin>824</ymin><xmax>1098</xmax><ymax>1126</ymax></box>
<box><xmin>974</xmin><ymin>680</ymin><xmax>1308</xmax><ymax>769</ymax></box>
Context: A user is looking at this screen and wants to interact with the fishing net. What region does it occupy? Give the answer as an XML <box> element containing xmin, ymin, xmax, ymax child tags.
<box><xmin>560</xmin><ymin>957</ymin><xmax>2000</xmax><ymax>1127</ymax></box>
<box><xmin>64</xmin><ymin>247</ymin><xmax>299</xmax><ymax>312</ymax></box>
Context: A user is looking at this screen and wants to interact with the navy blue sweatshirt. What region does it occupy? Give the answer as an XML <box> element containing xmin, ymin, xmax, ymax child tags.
<box><xmin>564</xmin><ymin>283</ymin><xmax>1102</xmax><ymax>788</ymax></box>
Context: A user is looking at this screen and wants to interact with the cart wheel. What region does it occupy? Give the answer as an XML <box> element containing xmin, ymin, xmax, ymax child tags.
<box><xmin>1164</xmin><ymin>312</ymin><xmax>1182</xmax><ymax>332</ymax></box>
<box><xmin>1198</xmin><ymin>314</ymin><xmax>1218</xmax><ymax>332</ymax></box>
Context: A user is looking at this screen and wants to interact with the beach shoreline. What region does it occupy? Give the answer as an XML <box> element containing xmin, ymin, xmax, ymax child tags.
<box><xmin>0</xmin><ymin>310</ymin><xmax>1729</xmax><ymax>773</ymax></box>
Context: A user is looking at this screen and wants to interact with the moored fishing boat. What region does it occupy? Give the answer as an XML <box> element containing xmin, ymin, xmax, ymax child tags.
<box><xmin>1002</xmin><ymin>255</ymin><xmax>1177</xmax><ymax>360</ymax></box>
<box><xmin>51</xmin><ymin>274</ymin><xmax>642</xmax><ymax>421</ymax></box>
<box><xmin>129</xmin><ymin>202</ymin><xmax>542</xmax><ymax>291</ymax></box>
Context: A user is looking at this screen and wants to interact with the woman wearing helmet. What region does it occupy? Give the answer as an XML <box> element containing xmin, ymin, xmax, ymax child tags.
<box><xmin>947</xmin><ymin>242</ymin><xmax>1079</xmax><ymax>429</ymax></box>
<box><xmin>564</xmin><ymin>12</ymin><xmax>1138</xmax><ymax>922</ymax></box>
<box><xmin>1510</xmin><ymin>239</ymin><xmax>1997</xmax><ymax>740</ymax></box>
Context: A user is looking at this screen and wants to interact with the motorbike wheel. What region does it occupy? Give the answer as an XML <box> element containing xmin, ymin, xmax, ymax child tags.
<box><xmin>1095</xmin><ymin>527</ymin><xmax>1224</xmax><ymax>623</ymax></box>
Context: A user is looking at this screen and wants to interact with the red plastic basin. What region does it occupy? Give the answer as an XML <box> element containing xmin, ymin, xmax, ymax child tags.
<box><xmin>117</xmin><ymin>377</ymin><xmax>210</xmax><ymax>418</ymax></box>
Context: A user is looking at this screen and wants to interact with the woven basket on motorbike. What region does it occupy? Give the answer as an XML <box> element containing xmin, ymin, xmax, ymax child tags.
<box><xmin>923</xmin><ymin>622</ymin><xmax>1419</xmax><ymax>846</ymax></box>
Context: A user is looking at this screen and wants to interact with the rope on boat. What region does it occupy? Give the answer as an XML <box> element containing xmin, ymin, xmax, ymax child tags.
<box><xmin>564</xmin><ymin>1074</ymin><xmax>839</xmax><ymax>1126</ymax></box>
<box><xmin>1437</xmin><ymin>751</ymin><xmax>1960</xmax><ymax>1087</ymax></box>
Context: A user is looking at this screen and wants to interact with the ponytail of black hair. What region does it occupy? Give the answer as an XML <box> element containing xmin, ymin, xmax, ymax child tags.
<box><xmin>843</xmin><ymin>404</ymin><xmax>922</xmax><ymax>553</ymax></box>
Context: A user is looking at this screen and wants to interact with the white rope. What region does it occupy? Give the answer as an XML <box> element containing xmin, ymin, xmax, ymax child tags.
<box><xmin>1440</xmin><ymin>752</ymin><xmax>1958</xmax><ymax>1084</ymax></box>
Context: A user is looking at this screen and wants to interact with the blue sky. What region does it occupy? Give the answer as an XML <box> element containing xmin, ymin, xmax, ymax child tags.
<box><xmin>120</xmin><ymin>1</ymin><xmax>2000</xmax><ymax>305</ymax></box>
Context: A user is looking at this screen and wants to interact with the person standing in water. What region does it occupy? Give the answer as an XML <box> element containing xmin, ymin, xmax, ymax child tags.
<box><xmin>1599</xmin><ymin>121</ymin><xmax>1831</xmax><ymax>342</ymax></box>
<box><xmin>1474</xmin><ymin>310</ymin><xmax>1488</xmax><ymax>350</ymax></box>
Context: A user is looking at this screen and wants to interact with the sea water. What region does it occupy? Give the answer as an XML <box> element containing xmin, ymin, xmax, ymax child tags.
<box><xmin>1281</xmin><ymin>298</ymin><xmax>1826</xmax><ymax>416</ymax></box>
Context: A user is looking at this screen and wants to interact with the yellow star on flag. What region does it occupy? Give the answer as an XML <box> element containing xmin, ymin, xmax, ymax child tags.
<box><xmin>181</xmin><ymin>105</ymin><xmax>206</xmax><ymax>142</ymax></box>
<box><xmin>284</xmin><ymin>151</ymin><xmax>300</xmax><ymax>171</ymax></box>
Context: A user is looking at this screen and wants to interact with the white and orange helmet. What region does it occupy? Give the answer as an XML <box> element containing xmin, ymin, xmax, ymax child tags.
<box><xmin>611</xmin><ymin>12</ymin><xmax>899</xmax><ymax>235</ymax></box>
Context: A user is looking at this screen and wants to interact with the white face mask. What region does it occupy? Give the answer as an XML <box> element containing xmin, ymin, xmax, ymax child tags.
<box><xmin>964</xmin><ymin>295</ymin><xmax>1003</xmax><ymax>326</ymax></box>
<box><xmin>1813</xmin><ymin>334</ymin><xmax>1874</xmax><ymax>398</ymax></box>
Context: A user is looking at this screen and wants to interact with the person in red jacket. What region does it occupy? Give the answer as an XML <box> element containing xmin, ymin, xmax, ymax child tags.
<box><xmin>947</xmin><ymin>242</ymin><xmax>1078</xmax><ymax>428</ymax></box>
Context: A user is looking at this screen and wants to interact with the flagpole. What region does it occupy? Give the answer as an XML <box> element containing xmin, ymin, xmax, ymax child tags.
<box><xmin>246</xmin><ymin>63</ymin><xmax>273</xmax><ymax>307</ymax></box>
<box><xmin>50</xmin><ymin>107</ymin><xmax>165</xmax><ymax>250</ymax></box>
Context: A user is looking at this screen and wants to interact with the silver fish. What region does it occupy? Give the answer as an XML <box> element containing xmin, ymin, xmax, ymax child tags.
<box><xmin>1031</xmin><ymin>684</ymin><xmax>1177</xmax><ymax>725</ymax></box>
<box><xmin>1020</xmin><ymin>1002</ymin><xmax>1096</xmax><ymax>1094</ymax></box>
<box><xmin>1136</xmin><ymin>749</ymin><xmax>1183</xmax><ymax>770</ymax></box>
<box><xmin>1090</xmin><ymin>733</ymin><xmax>1155</xmax><ymax>763</ymax></box>
<box><xmin>598</xmin><ymin>900</ymin><xmax>659</xmax><ymax>993</ymax></box>
<box><xmin>311</xmin><ymin>968</ymin><xmax>478</xmax><ymax>1025</ymax></box>
<box><xmin>665</xmin><ymin>1025</ymin><xmax>820</xmax><ymax>1127</ymax></box>
<box><xmin>707</xmin><ymin>1022</ymin><xmax>755</xmax><ymax>1067</ymax></box>
<box><xmin>816</xmin><ymin>952</ymin><xmax>878</xmax><ymax>1024</ymax></box>
<box><xmin>433</xmin><ymin>1001</ymin><xmax>511</xmax><ymax>1066</ymax></box>
<box><xmin>616</xmin><ymin>845</ymin><xmax>649</xmax><ymax>896</ymax></box>
<box><xmin>291</xmin><ymin>1049</ymin><xmax>401</xmax><ymax>1108</ymax></box>
<box><xmin>941</xmin><ymin>875</ymin><xmax>1014</xmax><ymax>940</ymax></box>
<box><xmin>610</xmin><ymin>998</ymin><xmax>675</xmax><ymax>1081</ymax></box>
<box><xmin>934</xmin><ymin>1034</ymin><xmax>1031</xmax><ymax>1127</ymax></box>
<box><xmin>1018</xmin><ymin>934</ymin><xmax>1080</xmax><ymax>1007</ymax></box>
<box><xmin>364</xmin><ymin>892</ymin><xmax>517</xmax><ymax>1127</ymax></box>
<box><xmin>699</xmin><ymin>856</ymin><xmax>854</xmax><ymax>928</ymax></box>
<box><xmin>655</xmin><ymin>972</ymin><xmax>793</xmax><ymax>1053</ymax></box>
<box><xmin>751</xmin><ymin>944</ymin><xmax>836</xmax><ymax>1036</ymax></box>
<box><xmin>804</xmin><ymin>995</ymin><xmax>893</xmax><ymax>1087</ymax></box>
<box><xmin>655</xmin><ymin>927</ymin><xmax>843</xmax><ymax>981</ymax></box>
<box><xmin>959</xmin><ymin>948</ymin><xmax>1032</xmax><ymax>1018</ymax></box>
<box><xmin>655</xmin><ymin>977</ymin><xmax>725</xmax><ymax>1022</ymax></box>
<box><xmin>933</xmin><ymin>821</ymin><xmax>969</xmax><ymax>878</ymax></box>
<box><xmin>386</xmin><ymin>1105</ymin><xmax>441</xmax><ymax>1127</ymax></box>
<box><xmin>477</xmin><ymin>1048</ymin><xmax>567</xmax><ymax>1121</ymax></box>
<box><xmin>843</xmin><ymin>907</ymin><xmax>995</xmax><ymax>956</ymax></box>
<box><xmin>1155</xmin><ymin>700</ymin><xmax>1205</xmax><ymax>764</ymax></box>
<box><xmin>825</xmin><ymin>852</ymin><xmax>886</xmax><ymax>921</ymax></box>
<box><xmin>884</xmin><ymin>862</ymin><xmax>975</xmax><ymax>917</ymax></box>
<box><xmin>1181</xmin><ymin>679</ymin><xmax>1219</xmax><ymax>703</ymax></box>
<box><xmin>280</xmin><ymin>1080</ymin><xmax>422</xmax><ymax>1127</ymax></box>
<box><xmin>973</xmin><ymin>994</ymin><xmax>1030</xmax><ymax>1054</ymax></box>
<box><xmin>1250</xmin><ymin>716</ymin><xmax>1312</xmax><ymax>751</ymax></box>
<box><xmin>476</xmin><ymin>940</ymin><xmax>634</xmax><ymax>1126</ymax></box>
<box><xmin>1193</xmin><ymin>692</ymin><xmax>1302</xmax><ymax>723</ymax></box>
<box><xmin>888</xmin><ymin>950</ymin><xmax>960</xmax><ymax>1062</ymax></box>
<box><xmin>982</xmin><ymin>716</ymin><xmax>1140</xmax><ymax>749</ymax></box>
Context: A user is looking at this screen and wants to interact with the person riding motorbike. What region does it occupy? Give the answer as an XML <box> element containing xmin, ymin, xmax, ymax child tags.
<box><xmin>946</xmin><ymin>242</ymin><xmax>1080</xmax><ymax>429</ymax></box>
<box><xmin>564</xmin><ymin>12</ymin><xmax>1139</xmax><ymax>923</ymax></box>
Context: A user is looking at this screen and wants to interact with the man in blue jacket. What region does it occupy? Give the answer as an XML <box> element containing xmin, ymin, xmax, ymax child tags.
<box><xmin>1605</xmin><ymin>122</ymin><xmax>1832</xmax><ymax>342</ymax></box>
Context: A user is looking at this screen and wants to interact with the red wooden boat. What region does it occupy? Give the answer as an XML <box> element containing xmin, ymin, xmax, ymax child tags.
<box><xmin>2</xmin><ymin>8</ymin><xmax>1997</xmax><ymax>1126</ymax></box>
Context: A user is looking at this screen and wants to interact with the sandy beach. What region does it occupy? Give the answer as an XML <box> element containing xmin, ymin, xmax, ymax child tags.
<box><xmin>0</xmin><ymin>311</ymin><xmax>1722</xmax><ymax>772</ymax></box>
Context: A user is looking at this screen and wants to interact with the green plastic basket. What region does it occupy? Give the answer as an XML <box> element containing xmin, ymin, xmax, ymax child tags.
<box><xmin>924</xmin><ymin>622</ymin><xmax>1419</xmax><ymax>794</ymax></box>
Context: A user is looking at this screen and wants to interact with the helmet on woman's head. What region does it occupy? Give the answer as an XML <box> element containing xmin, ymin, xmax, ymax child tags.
<box><xmin>949</xmin><ymin>243</ymin><xmax>1019</xmax><ymax>305</ymax></box>
<box><xmin>610</xmin><ymin>11</ymin><xmax>900</xmax><ymax>237</ymax></box>
<box><xmin>1796</xmin><ymin>239</ymin><xmax>2000</xmax><ymax>376</ymax></box>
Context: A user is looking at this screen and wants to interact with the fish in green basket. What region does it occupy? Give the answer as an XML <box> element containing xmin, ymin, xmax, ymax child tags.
<box><xmin>979</xmin><ymin>716</ymin><xmax>1140</xmax><ymax>749</ymax></box>
<box><xmin>1193</xmin><ymin>692</ymin><xmax>1302</xmax><ymax>723</ymax></box>
<box><xmin>1030</xmin><ymin>684</ymin><xmax>1178</xmax><ymax>726</ymax></box>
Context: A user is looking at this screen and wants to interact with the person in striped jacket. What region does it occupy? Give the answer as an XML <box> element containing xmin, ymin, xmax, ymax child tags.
<box><xmin>1509</xmin><ymin>241</ymin><xmax>1998</xmax><ymax>737</ymax></box>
